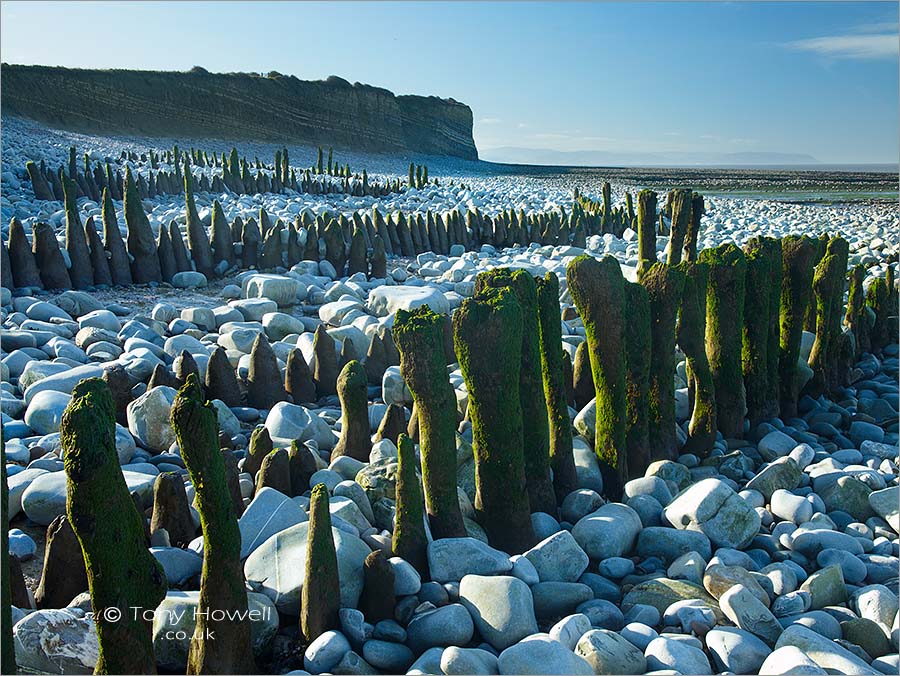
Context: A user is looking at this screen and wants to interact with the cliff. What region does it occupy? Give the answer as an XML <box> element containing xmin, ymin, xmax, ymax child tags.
<box><xmin>0</xmin><ymin>64</ymin><xmax>478</xmax><ymax>159</ymax></box>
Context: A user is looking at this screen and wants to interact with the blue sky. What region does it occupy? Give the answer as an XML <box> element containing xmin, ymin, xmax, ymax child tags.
<box><xmin>1</xmin><ymin>1</ymin><xmax>896</xmax><ymax>164</ymax></box>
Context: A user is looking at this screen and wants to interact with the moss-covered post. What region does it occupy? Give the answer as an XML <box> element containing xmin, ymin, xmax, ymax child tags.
<box><xmin>742</xmin><ymin>237</ymin><xmax>778</xmax><ymax>427</ymax></box>
<box><xmin>149</xmin><ymin>472</ymin><xmax>195</xmax><ymax>548</ymax></box>
<box><xmin>289</xmin><ymin>440</ymin><xmax>318</xmax><ymax>498</ymax></box>
<box><xmin>534</xmin><ymin>272</ymin><xmax>578</xmax><ymax>501</ymax></box>
<box><xmin>637</xmin><ymin>189</ymin><xmax>658</xmax><ymax>277</ymax></box>
<box><xmin>566</xmin><ymin>255</ymin><xmax>627</xmax><ymax>497</ymax></box>
<box><xmin>676</xmin><ymin>262</ymin><xmax>717</xmax><ymax>456</ymax></box>
<box><xmin>698</xmin><ymin>244</ymin><xmax>747</xmax><ymax>438</ymax></box>
<box><xmin>623</xmin><ymin>281</ymin><xmax>652</xmax><ymax>476</ymax></box>
<box><xmin>392</xmin><ymin>433</ymin><xmax>428</xmax><ymax>573</ymax></box>
<box><xmin>124</xmin><ymin>167</ymin><xmax>162</xmax><ymax>283</ymax></box>
<box><xmin>393</xmin><ymin>307</ymin><xmax>467</xmax><ymax>539</ymax></box>
<box><xmin>61</xmin><ymin>378</ymin><xmax>166</xmax><ymax>674</ymax></box>
<box><xmin>806</xmin><ymin>237</ymin><xmax>849</xmax><ymax>397</ymax></box>
<box><xmin>348</xmin><ymin>224</ymin><xmax>367</xmax><ymax>276</ymax></box>
<box><xmin>475</xmin><ymin>269</ymin><xmax>556</xmax><ymax>515</ymax></box>
<box><xmin>242</xmin><ymin>426</ymin><xmax>273</xmax><ymax>480</ymax></box>
<box><xmin>323</xmin><ymin>220</ymin><xmax>346</xmax><ymax>275</ymax></box>
<box><xmin>330</xmin><ymin>360</ymin><xmax>371</xmax><ymax>462</ymax></box>
<box><xmin>601</xmin><ymin>181</ymin><xmax>612</xmax><ymax>233</ymax></box>
<box><xmin>171</xmin><ymin>376</ymin><xmax>255</xmax><ymax>674</ymax></box>
<box><xmin>85</xmin><ymin>216</ymin><xmax>113</xmax><ymax>287</ymax></box>
<box><xmin>803</xmin><ymin>234</ymin><xmax>829</xmax><ymax>333</ymax></box>
<box><xmin>205</xmin><ymin>346</ymin><xmax>242</xmax><ymax>408</ymax></box>
<box><xmin>184</xmin><ymin>160</ymin><xmax>214</xmax><ymax>278</ymax></box>
<box><xmin>247</xmin><ymin>333</ymin><xmax>287</xmax><ymax>410</ymax></box>
<box><xmin>210</xmin><ymin>200</ymin><xmax>235</xmax><ymax>269</ymax></box>
<box><xmin>285</xmin><ymin>348</ymin><xmax>316</xmax><ymax>404</ymax></box>
<box><xmin>778</xmin><ymin>236</ymin><xmax>816</xmax><ymax>419</ymax></box>
<box><xmin>667</xmin><ymin>188</ymin><xmax>692</xmax><ymax>266</ymax></box>
<box><xmin>8</xmin><ymin>216</ymin><xmax>43</xmax><ymax>289</ymax></box>
<box><xmin>62</xmin><ymin>173</ymin><xmax>94</xmax><ymax>289</ymax></box>
<box><xmin>301</xmin><ymin>483</ymin><xmax>341</xmax><ymax>643</ymax></box>
<box><xmin>762</xmin><ymin>238</ymin><xmax>784</xmax><ymax>418</ymax></box>
<box><xmin>242</xmin><ymin>217</ymin><xmax>261</xmax><ymax>269</ymax></box>
<box><xmin>313</xmin><ymin>325</ymin><xmax>339</xmax><ymax>398</ymax></box>
<box><xmin>640</xmin><ymin>262</ymin><xmax>686</xmax><ymax>459</ymax></box>
<box><xmin>683</xmin><ymin>193</ymin><xmax>704</xmax><ymax>263</ymax></box>
<box><xmin>26</xmin><ymin>160</ymin><xmax>54</xmax><ymax>200</ymax></box>
<box><xmin>453</xmin><ymin>287</ymin><xmax>536</xmax><ymax>553</ymax></box>
<box><xmin>845</xmin><ymin>264</ymin><xmax>870</xmax><ymax>356</ymax></box>
<box><xmin>866</xmin><ymin>276</ymin><xmax>891</xmax><ymax>354</ymax></box>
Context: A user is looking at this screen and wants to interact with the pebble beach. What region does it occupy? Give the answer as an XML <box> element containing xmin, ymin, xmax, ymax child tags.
<box><xmin>2</xmin><ymin>114</ymin><xmax>899</xmax><ymax>676</ymax></box>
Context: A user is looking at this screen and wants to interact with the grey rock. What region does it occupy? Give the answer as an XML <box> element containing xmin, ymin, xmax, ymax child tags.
<box><xmin>361</xmin><ymin>639</ymin><xmax>415</xmax><ymax>672</ymax></box>
<box><xmin>799</xmin><ymin>564</ymin><xmax>847</xmax><ymax>610</ymax></box>
<box><xmin>706</xmin><ymin>627</ymin><xmax>772</xmax><ymax>674</ymax></box>
<box><xmin>523</xmin><ymin>530</ymin><xmax>589</xmax><ymax>583</ymax></box>
<box><xmin>758</xmin><ymin>430</ymin><xmax>798</xmax><ymax>461</ymax></box>
<box><xmin>23</xmin><ymin>390</ymin><xmax>71</xmax><ymax>435</ymax></box>
<box><xmin>720</xmin><ymin>584</ymin><xmax>783</xmax><ymax>646</ymax></box>
<box><xmin>574</xmin><ymin>628</ymin><xmax>646</xmax><ymax>675</ymax></box>
<box><xmin>635</xmin><ymin>526</ymin><xmax>712</xmax><ymax>564</ymax></box>
<box><xmin>459</xmin><ymin>574</ymin><xmax>538</xmax><ymax>651</ymax></box>
<box><xmin>571</xmin><ymin>502</ymin><xmax>642</xmax><ymax>559</ymax></box>
<box><xmin>13</xmin><ymin>608</ymin><xmax>98</xmax><ymax>674</ymax></box>
<box><xmin>244</xmin><ymin>521</ymin><xmax>370</xmax><ymax>613</ymax></box>
<box><xmin>532</xmin><ymin>582</ymin><xmax>594</xmax><ymax>621</ymax></box>
<box><xmin>127</xmin><ymin>385</ymin><xmax>178</xmax><ymax>452</ymax></box>
<box><xmin>238</xmin><ymin>487</ymin><xmax>307</xmax><ymax>559</ymax></box>
<box><xmin>549</xmin><ymin>613</ymin><xmax>592</xmax><ymax>650</ymax></box>
<box><xmin>644</xmin><ymin>636</ymin><xmax>712</xmax><ymax>674</ymax></box>
<box><xmin>663</xmin><ymin>477</ymin><xmax>761</xmax><ymax>549</ymax></box>
<box><xmin>440</xmin><ymin>646</ymin><xmax>499</xmax><ymax>675</ymax></box>
<box><xmin>497</xmin><ymin>634</ymin><xmax>593</xmax><ymax>675</ymax></box>
<box><xmin>428</xmin><ymin>538</ymin><xmax>512</xmax><ymax>583</ymax></box>
<box><xmin>406</xmin><ymin>604</ymin><xmax>474</xmax><ymax>653</ymax></box>
<box><xmin>407</xmin><ymin>647</ymin><xmax>445</xmax><ymax>675</ymax></box>
<box><xmin>773</xmin><ymin>624</ymin><xmax>878</xmax><ymax>675</ymax></box>
<box><xmin>304</xmin><ymin>630</ymin><xmax>352</xmax><ymax>674</ymax></box>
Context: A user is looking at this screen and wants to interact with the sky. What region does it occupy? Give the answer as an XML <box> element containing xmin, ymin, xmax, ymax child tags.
<box><xmin>1</xmin><ymin>1</ymin><xmax>897</xmax><ymax>165</ymax></box>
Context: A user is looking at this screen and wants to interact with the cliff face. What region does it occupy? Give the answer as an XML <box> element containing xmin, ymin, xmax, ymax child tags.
<box><xmin>0</xmin><ymin>65</ymin><xmax>478</xmax><ymax>159</ymax></box>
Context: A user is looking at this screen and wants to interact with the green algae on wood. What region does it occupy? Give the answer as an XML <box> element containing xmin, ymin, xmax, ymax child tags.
<box><xmin>623</xmin><ymin>280</ymin><xmax>652</xmax><ymax>476</ymax></box>
<box><xmin>566</xmin><ymin>254</ymin><xmax>627</xmax><ymax>498</ymax></box>
<box><xmin>641</xmin><ymin>262</ymin><xmax>686</xmax><ymax>459</ymax></box>
<box><xmin>807</xmin><ymin>237</ymin><xmax>849</xmax><ymax>397</ymax></box>
<box><xmin>698</xmin><ymin>243</ymin><xmax>747</xmax><ymax>438</ymax></box>
<box><xmin>392</xmin><ymin>306</ymin><xmax>466</xmax><ymax>539</ymax></box>
<box><xmin>124</xmin><ymin>167</ymin><xmax>162</xmax><ymax>283</ymax></box>
<box><xmin>453</xmin><ymin>286</ymin><xmax>536</xmax><ymax>554</ymax></box>
<box><xmin>676</xmin><ymin>261</ymin><xmax>717</xmax><ymax>456</ymax></box>
<box><xmin>62</xmin><ymin>378</ymin><xmax>167</xmax><ymax>674</ymax></box>
<box><xmin>778</xmin><ymin>235</ymin><xmax>817</xmax><ymax>419</ymax></box>
<box><xmin>392</xmin><ymin>433</ymin><xmax>428</xmax><ymax>574</ymax></box>
<box><xmin>535</xmin><ymin>272</ymin><xmax>579</xmax><ymax>501</ymax></box>
<box><xmin>301</xmin><ymin>483</ymin><xmax>341</xmax><ymax>643</ymax></box>
<box><xmin>845</xmin><ymin>264</ymin><xmax>870</xmax><ymax>356</ymax></box>
<box><xmin>742</xmin><ymin>237</ymin><xmax>780</xmax><ymax>427</ymax></box>
<box><xmin>331</xmin><ymin>360</ymin><xmax>372</xmax><ymax>463</ymax></box>
<box><xmin>474</xmin><ymin>268</ymin><xmax>556</xmax><ymax>516</ymax></box>
<box><xmin>183</xmin><ymin>159</ymin><xmax>215</xmax><ymax>278</ymax></box>
<box><xmin>637</xmin><ymin>189</ymin><xmax>658</xmax><ymax>277</ymax></box>
<box><xmin>667</xmin><ymin>188</ymin><xmax>692</xmax><ymax>266</ymax></box>
<box><xmin>171</xmin><ymin>375</ymin><xmax>256</xmax><ymax>674</ymax></box>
